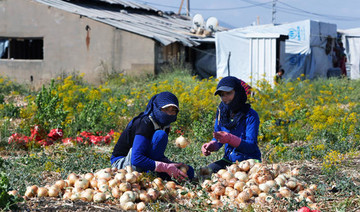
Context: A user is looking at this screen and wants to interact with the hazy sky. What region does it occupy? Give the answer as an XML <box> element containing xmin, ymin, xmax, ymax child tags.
<box><xmin>134</xmin><ymin>0</ymin><xmax>360</xmax><ymax>30</ymax></box>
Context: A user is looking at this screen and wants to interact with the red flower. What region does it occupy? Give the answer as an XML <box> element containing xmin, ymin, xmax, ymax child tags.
<box><xmin>30</xmin><ymin>125</ymin><xmax>47</xmax><ymax>142</ymax></box>
<box><xmin>37</xmin><ymin>139</ymin><xmax>53</xmax><ymax>146</ymax></box>
<box><xmin>102</xmin><ymin>135</ymin><xmax>112</xmax><ymax>145</ymax></box>
<box><xmin>90</xmin><ymin>135</ymin><xmax>102</xmax><ymax>145</ymax></box>
<box><xmin>298</xmin><ymin>207</ymin><xmax>311</xmax><ymax>212</ymax></box>
<box><xmin>80</xmin><ymin>131</ymin><xmax>93</xmax><ymax>138</ymax></box>
<box><xmin>8</xmin><ymin>133</ymin><xmax>29</xmax><ymax>148</ymax></box>
<box><xmin>107</xmin><ymin>129</ymin><xmax>115</xmax><ymax>136</ymax></box>
<box><xmin>62</xmin><ymin>138</ymin><xmax>74</xmax><ymax>145</ymax></box>
<box><xmin>48</xmin><ymin>128</ymin><xmax>63</xmax><ymax>141</ymax></box>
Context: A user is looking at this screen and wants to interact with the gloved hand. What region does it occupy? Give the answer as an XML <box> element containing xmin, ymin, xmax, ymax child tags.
<box><xmin>213</xmin><ymin>131</ymin><xmax>241</xmax><ymax>148</ymax></box>
<box><xmin>201</xmin><ymin>140</ymin><xmax>220</xmax><ymax>156</ymax></box>
<box><xmin>155</xmin><ymin>161</ymin><xmax>188</xmax><ymax>179</ymax></box>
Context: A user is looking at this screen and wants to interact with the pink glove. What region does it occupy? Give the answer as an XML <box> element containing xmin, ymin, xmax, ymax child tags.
<box><xmin>213</xmin><ymin>131</ymin><xmax>241</xmax><ymax>148</ymax></box>
<box><xmin>155</xmin><ymin>161</ymin><xmax>188</xmax><ymax>179</ymax></box>
<box><xmin>201</xmin><ymin>140</ymin><xmax>220</xmax><ymax>156</ymax></box>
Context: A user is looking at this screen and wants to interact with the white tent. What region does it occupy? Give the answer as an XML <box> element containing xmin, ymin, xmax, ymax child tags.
<box><xmin>340</xmin><ymin>28</ymin><xmax>360</xmax><ymax>79</ymax></box>
<box><xmin>216</xmin><ymin>20</ymin><xmax>337</xmax><ymax>85</ymax></box>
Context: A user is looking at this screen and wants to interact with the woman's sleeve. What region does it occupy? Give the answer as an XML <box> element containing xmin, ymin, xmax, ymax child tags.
<box><xmin>131</xmin><ymin>135</ymin><xmax>156</xmax><ymax>171</ymax></box>
<box><xmin>235</xmin><ymin>112</ymin><xmax>259</xmax><ymax>154</ymax></box>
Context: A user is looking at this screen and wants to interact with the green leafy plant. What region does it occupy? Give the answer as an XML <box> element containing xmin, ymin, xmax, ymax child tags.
<box><xmin>34</xmin><ymin>80</ymin><xmax>68</xmax><ymax>131</ymax></box>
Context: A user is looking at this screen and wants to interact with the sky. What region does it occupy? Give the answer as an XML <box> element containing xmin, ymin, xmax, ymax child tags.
<box><xmin>133</xmin><ymin>0</ymin><xmax>360</xmax><ymax>30</ymax></box>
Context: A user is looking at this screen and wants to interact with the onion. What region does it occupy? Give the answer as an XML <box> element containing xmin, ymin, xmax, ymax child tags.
<box><xmin>139</xmin><ymin>192</ymin><xmax>151</xmax><ymax>203</ymax></box>
<box><xmin>227</xmin><ymin>164</ymin><xmax>240</xmax><ymax>173</ymax></box>
<box><xmin>89</xmin><ymin>179</ymin><xmax>98</xmax><ymax>189</ymax></box>
<box><xmin>217</xmin><ymin>169</ymin><xmax>227</xmax><ymax>176</ymax></box>
<box><xmin>93</xmin><ymin>192</ymin><xmax>106</xmax><ymax>203</ymax></box>
<box><xmin>108</xmin><ymin>179</ymin><xmax>119</xmax><ymax>188</ymax></box>
<box><xmin>213</xmin><ymin>185</ymin><xmax>225</xmax><ymax>196</ymax></box>
<box><xmin>227</xmin><ymin>178</ymin><xmax>237</xmax><ymax>187</ymax></box>
<box><xmin>250</xmin><ymin>185</ymin><xmax>261</xmax><ymax>196</ymax></box>
<box><xmin>233</xmin><ymin>181</ymin><xmax>245</xmax><ymax>192</ymax></box>
<box><xmin>119</xmin><ymin>182</ymin><xmax>132</xmax><ymax>192</ymax></box>
<box><xmin>179</xmin><ymin>164</ymin><xmax>189</xmax><ymax>174</ymax></box>
<box><xmin>98</xmin><ymin>184</ymin><xmax>109</xmax><ymax>193</ymax></box>
<box><xmin>62</xmin><ymin>191</ymin><xmax>72</xmax><ymax>200</ymax></box>
<box><xmin>80</xmin><ymin>189</ymin><xmax>94</xmax><ymax>202</ymax></box>
<box><xmin>120</xmin><ymin>191</ymin><xmax>136</xmax><ymax>205</ymax></box>
<box><xmin>152</xmin><ymin>178</ymin><xmax>165</xmax><ymax>190</ymax></box>
<box><xmin>98</xmin><ymin>170</ymin><xmax>112</xmax><ymax>181</ymax></box>
<box><xmin>165</xmin><ymin>181</ymin><xmax>177</xmax><ymax>190</ymax></box>
<box><xmin>67</xmin><ymin>173</ymin><xmax>78</xmax><ymax>186</ymax></box>
<box><xmin>309</xmin><ymin>184</ymin><xmax>318</xmax><ymax>191</ymax></box>
<box><xmin>97</xmin><ymin>179</ymin><xmax>109</xmax><ymax>186</ymax></box>
<box><xmin>291</xmin><ymin>168</ymin><xmax>300</xmax><ymax>176</ymax></box>
<box><xmin>211</xmin><ymin>199</ymin><xmax>223</xmax><ymax>207</ymax></box>
<box><xmin>111</xmin><ymin>187</ymin><xmax>121</xmax><ymax>199</ymax></box>
<box><xmin>234</xmin><ymin>171</ymin><xmax>248</xmax><ymax>182</ymax></box>
<box><xmin>8</xmin><ymin>190</ymin><xmax>19</xmax><ymax>197</ymax></box>
<box><xmin>228</xmin><ymin>189</ymin><xmax>239</xmax><ymax>200</ymax></box>
<box><xmin>54</xmin><ymin>180</ymin><xmax>67</xmax><ymax>190</ymax></box>
<box><xmin>74</xmin><ymin>178</ymin><xmax>89</xmax><ymax>190</ymax></box>
<box><xmin>246</xmin><ymin>159</ymin><xmax>257</xmax><ymax>169</ymax></box>
<box><xmin>125</xmin><ymin>173</ymin><xmax>137</xmax><ymax>184</ymax></box>
<box><xmin>221</xmin><ymin>171</ymin><xmax>233</xmax><ymax>181</ymax></box>
<box><xmin>70</xmin><ymin>192</ymin><xmax>81</xmax><ymax>201</ymax></box>
<box><xmin>279</xmin><ymin>187</ymin><xmax>292</xmax><ymax>198</ymax></box>
<box><xmin>201</xmin><ymin>179</ymin><xmax>213</xmax><ymax>191</ymax></box>
<box><xmin>236</xmin><ymin>191</ymin><xmax>251</xmax><ymax>203</ymax></box>
<box><xmin>286</xmin><ymin>180</ymin><xmax>297</xmax><ymax>190</ymax></box>
<box><xmin>259</xmin><ymin>183</ymin><xmax>270</xmax><ymax>193</ymax></box>
<box><xmin>84</xmin><ymin>173</ymin><xmax>94</xmax><ymax>181</ymax></box>
<box><xmin>175</xmin><ymin>136</ymin><xmax>189</xmax><ymax>148</ymax></box>
<box><xmin>25</xmin><ymin>185</ymin><xmax>38</xmax><ymax>198</ymax></box>
<box><xmin>122</xmin><ymin>201</ymin><xmax>136</xmax><ymax>210</ymax></box>
<box><xmin>37</xmin><ymin>187</ymin><xmax>48</xmax><ymax>197</ymax></box>
<box><xmin>274</xmin><ymin>176</ymin><xmax>285</xmax><ymax>187</ymax></box>
<box><xmin>147</xmin><ymin>188</ymin><xmax>159</xmax><ymax>201</ymax></box>
<box><xmin>137</xmin><ymin>202</ymin><xmax>146</xmax><ymax>211</ymax></box>
<box><xmin>238</xmin><ymin>161</ymin><xmax>250</xmax><ymax>172</ymax></box>
<box><xmin>125</xmin><ymin>166</ymin><xmax>134</xmax><ymax>173</ymax></box>
<box><xmin>48</xmin><ymin>186</ymin><xmax>60</xmax><ymax>197</ymax></box>
<box><xmin>265</xmin><ymin>180</ymin><xmax>277</xmax><ymax>190</ymax></box>
<box><xmin>115</xmin><ymin>173</ymin><xmax>126</xmax><ymax>182</ymax></box>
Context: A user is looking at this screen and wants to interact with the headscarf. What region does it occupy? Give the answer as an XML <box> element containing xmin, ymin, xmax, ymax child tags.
<box><xmin>141</xmin><ymin>91</ymin><xmax>179</xmax><ymax>127</ymax></box>
<box><xmin>215</xmin><ymin>76</ymin><xmax>250</xmax><ymax>129</ymax></box>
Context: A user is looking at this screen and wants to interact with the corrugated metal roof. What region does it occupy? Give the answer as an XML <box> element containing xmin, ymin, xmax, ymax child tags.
<box><xmin>96</xmin><ymin>0</ymin><xmax>159</xmax><ymax>11</ymax></box>
<box><xmin>34</xmin><ymin>0</ymin><xmax>203</xmax><ymax>46</ymax></box>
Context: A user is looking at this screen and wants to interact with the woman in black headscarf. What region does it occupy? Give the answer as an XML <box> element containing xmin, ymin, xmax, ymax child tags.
<box><xmin>201</xmin><ymin>76</ymin><xmax>261</xmax><ymax>174</ymax></box>
<box><xmin>111</xmin><ymin>91</ymin><xmax>194</xmax><ymax>180</ymax></box>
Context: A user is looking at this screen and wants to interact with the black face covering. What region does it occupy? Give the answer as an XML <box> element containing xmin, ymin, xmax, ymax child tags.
<box><xmin>216</xmin><ymin>76</ymin><xmax>250</xmax><ymax>129</ymax></box>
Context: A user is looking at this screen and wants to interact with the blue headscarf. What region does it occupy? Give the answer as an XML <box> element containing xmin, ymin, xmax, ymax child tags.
<box><xmin>215</xmin><ymin>76</ymin><xmax>250</xmax><ymax>129</ymax></box>
<box><xmin>143</xmin><ymin>92</ymin><xmax>179</xmax><ymax>127</ymax></box>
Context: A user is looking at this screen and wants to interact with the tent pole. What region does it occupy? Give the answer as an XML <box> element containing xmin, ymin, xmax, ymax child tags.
<box><xmin>227</xmin><ymin>52</ymin><xmax>231</xmax><ymax>76</ymax></box>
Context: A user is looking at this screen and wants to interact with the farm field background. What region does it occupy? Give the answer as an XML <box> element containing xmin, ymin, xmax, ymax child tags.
<box><xmin>0</xmin><ymin>66</ymin><xmax>359</xmax><ymax>211</ymax></box>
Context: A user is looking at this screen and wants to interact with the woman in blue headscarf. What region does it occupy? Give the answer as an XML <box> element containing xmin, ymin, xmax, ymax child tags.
<box><xmin>111</xmin><ymin>92</ymin><xmax>194</xmax><ymax>180</ymax></box>
<box><xmin>201</xmin><ymin>76</ymin><xmax>261</xmax><ymax>174</ymax></box>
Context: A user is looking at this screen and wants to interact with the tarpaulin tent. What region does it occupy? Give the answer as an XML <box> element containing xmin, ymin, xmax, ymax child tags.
<box><xmin>339</xmin><ymin>28</ymin><xmax>360</xmax><ymax>79</ymax></box>
<box><xmin>216</xmin><ymin>20</ymin><xmax>337</xmax><ymax>85</ymax></box>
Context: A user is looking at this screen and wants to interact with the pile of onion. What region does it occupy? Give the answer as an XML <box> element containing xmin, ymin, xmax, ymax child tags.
<box><xmin>199</xmin><ymin>159</ymin><xmax>319</xmax><ymax>210</ymax></box>
<box><xmin>19</xmin><ymin>159</ymin><xmax>320</xmax><ymax>211</ymax></box>
<box><xmin>22</xmin><ymin>166</ymin><xmax>194</xmax><ymax>211</ymax></box>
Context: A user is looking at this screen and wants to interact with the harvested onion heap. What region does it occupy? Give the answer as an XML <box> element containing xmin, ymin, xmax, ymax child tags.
<box><xmin>17</xmin><ymin>159</ymin><xmax>318</xmax><ymax>210</ymax></box>
<box><xmin>21</xmin><ymin>166</ymin><xmax>194</xmax><ymax>211</ymax></box>
<box><xmin>200</xmin><ymin>159</ymin><xmax>318</xmax><ymax>209</ymax></box>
